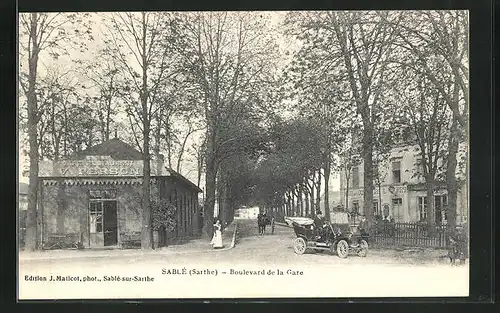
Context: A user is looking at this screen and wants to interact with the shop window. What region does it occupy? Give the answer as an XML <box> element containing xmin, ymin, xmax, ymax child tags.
<box><xmin>418</xmin><ymin>196</ymin><xmax>427</xmax><ymax>221</ymax></box>
<box><xmin>392</xmin><ymin>198</ymin><xmax>403</xmax><ymax>222</ymax></box>
<box><xmin>392</xmin><ymin>161</ymin><xmax>401</xmax><ymax>183</ymax></box>
<box><xmin>352</xmin><ymin>166</ymin><xmax>359</xmax><ymax>188</ymax></box>
<box><xmin>89</xmin><ymin>201</ymin><xmax>103</xmax><ymax>233</ymax></box>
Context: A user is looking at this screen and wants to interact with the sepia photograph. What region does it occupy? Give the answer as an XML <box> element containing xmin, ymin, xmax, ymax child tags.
<box><xmin>17</xmin><ymin>10</ymin><xmax>470</xmax><ymax>299</ymax></box>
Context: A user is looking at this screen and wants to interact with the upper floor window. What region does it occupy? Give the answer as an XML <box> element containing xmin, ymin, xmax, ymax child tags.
<box><xmin>416</xmin><ymin>159</ymin><xmax>424</xmax><ymax>177</ymax></box>
<box><xmin>392</xmin><ymin>160</ymin><xmax>401</xmax><ymax>183</ymax></box>
<box><xmin>352</xmin><ymin>166</ymin><xmax>359</xmax><ymax>188</ymax></box>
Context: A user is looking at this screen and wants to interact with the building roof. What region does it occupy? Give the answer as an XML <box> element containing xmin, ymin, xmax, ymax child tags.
<box><xmin>72</xmin><ymin>138</ymin><xmax>143</xmax><ymax>160</ymax></box>
<box><xmin>168</xmin><ymin>168</ymin><xmax>203</xmax><ymax>193</ymax></box>
<box><xmin>42</xmin><ymin>138</ymin><xmax>202</xmax><ymax>193</ymax></box>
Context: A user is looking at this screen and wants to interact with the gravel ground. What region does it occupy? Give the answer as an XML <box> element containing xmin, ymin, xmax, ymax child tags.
<box><xmin>18</xmin><ymin>219</ymin><xmax>468</xmax><ymax>299</ymax></box>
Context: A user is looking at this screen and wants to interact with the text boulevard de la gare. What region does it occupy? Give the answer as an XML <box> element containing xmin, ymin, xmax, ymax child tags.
<box><xmin>162</xmin><ymin>268</ymin><xmax>304</xmax><ymax>276</ymax></box>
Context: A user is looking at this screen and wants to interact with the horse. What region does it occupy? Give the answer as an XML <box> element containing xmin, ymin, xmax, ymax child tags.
<box><xmin>257</xmin><ymin>214</ymin><xmax>270</xmax><ymax>235</ymax></box>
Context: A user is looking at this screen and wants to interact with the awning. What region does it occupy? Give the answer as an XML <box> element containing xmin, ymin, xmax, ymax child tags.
<box><xmin>41</xmin><ymin>178</ymin><xmax>156</xmax><ymax>186</ymax></box>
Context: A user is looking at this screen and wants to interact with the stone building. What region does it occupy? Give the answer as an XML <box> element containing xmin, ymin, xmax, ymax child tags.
<box><xmin>36</xmin><ymin>138</ymin><xmax>201</xmax><ymax>248</ymax></box>
<box><xmin>339</xmin><ymin>143</ymin><xmax>468</xmax><ymax>224</ymax></box>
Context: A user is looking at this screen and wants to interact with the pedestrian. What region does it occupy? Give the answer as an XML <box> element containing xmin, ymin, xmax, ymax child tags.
<box><xmin>262</xmin><ymin>213</ymin><xmax>268</xmax><ymax>235</ymax></box>
<box><xmin>271</xmin><ymin>215</ymin><xmax>275</xmax><ymax>234</ymax></box>
<box><xmin>257</xmin><ymin>213</ymin><xmax>263</xmax><ymax>235</ymax></box>
<box><xmin>358</xmin><ymin>215</ymin><xmax>368</xmax><ymax>236</ymax></box>
<box><xmin>210</xmin><ymin>219</ymin><xmax>223</xmax><ymax>249</ymax></box>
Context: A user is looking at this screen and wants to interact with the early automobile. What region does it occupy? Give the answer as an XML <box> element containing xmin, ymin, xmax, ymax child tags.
<box><xmin>285</xmin><ymin>211</ymin><xmax>369</xmax><ymax>258</ymax></box>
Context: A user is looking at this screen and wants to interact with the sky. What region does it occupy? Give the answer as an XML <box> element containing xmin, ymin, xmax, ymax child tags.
<box><xmin>17</xmin><ymin>12</ymin><xmax>340</xmax><ymax>193</ymax></box>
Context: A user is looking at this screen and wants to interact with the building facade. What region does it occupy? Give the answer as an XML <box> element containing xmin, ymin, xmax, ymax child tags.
<box><xmin>35</xmin><ymin>139</ymin><xmax>201</xmax><ymax>249</ymax></box>
<box><xmin>234</xmin><ymin>206</ymin><xmax>259</xmax><ymax>219</ymax></box>
<box><xmin>339</xmin><ymin>143</ymin><xmax>468</xmax><ymax>224</ymax></box>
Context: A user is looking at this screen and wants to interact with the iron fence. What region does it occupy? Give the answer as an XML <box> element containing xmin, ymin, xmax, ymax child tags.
<box><xmin>371</xmin><ymin>221</ymin><xmax>449</xmax><ymax>248</ymax></box>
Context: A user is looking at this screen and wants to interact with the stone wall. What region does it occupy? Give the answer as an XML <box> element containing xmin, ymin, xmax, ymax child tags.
<box><xmin>118</xmin><ymin>184</ymin><xmax>142</xmax><ymax>235</ymax></box>
<box><xmin>40</xmin><ymin>178</ymin><xmax>199</xmax><ymax>248</ymax></box>
<box><xmin>41</xmin><ymin>184</ymin><xmax>89</xmax><ymax>245</ymax></box>
<box><xmin>161</xmin><ymin>177</ymin><xmax>200</xmax><ymax>244</ymax></box>
<box><xmin>41</xmin><ymin>182</ymin><xmax>143</xmax><ymax>247</ymax></box>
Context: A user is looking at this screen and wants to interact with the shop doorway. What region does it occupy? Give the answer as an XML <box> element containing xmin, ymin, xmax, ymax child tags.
<box><xmin>89</xmin><ymin>191</ymin><xmax>118</xmax><ymax>248</ymax></box>
<box><xmin>103</xmin><ymin>201</ymin><xmax>118</xmax><ymax>246</ymax></box>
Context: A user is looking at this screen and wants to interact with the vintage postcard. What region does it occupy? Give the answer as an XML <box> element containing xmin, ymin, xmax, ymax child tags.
<box><xmin>18</xmin><ymin>11</ymin><xmax>469</xmax><ymax>299</ymax></box>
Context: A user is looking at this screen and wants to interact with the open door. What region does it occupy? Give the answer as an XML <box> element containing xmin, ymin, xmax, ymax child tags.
<box><xmin>103</xmin><ymin>201</ymin><xmax>118</xmax><ymax>246</ymax></box>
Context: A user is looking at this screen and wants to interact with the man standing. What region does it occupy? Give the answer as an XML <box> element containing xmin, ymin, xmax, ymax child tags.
<box><xmin>257</xmin><ymin>213</ymin><xmax>262</xmax><ymax>235</ymax></box>
<box><xmin>271</xmin><ymin>215</ymin><xmax>276</xmax><ymax>234</ymax></box>
<box><xmin>358</xmin><ymin>215</ymin><xmax>368</xmax><ymax>236</ymax></box>
<box><xmin>313</xmin><ymin>210</ymin><xmax>326</xmax><ymax>240</ymax></box>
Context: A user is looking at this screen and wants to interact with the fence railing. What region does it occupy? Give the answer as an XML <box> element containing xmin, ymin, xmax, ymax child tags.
<box><xmin>371</xmin><ymin>222</ymin><xmax>449</xmax><ymax>249</ymax></box>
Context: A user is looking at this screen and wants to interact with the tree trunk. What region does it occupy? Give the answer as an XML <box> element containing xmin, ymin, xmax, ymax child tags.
<box><xmin>202</xmin><ymin>129</ymin><xmax>216</xmax><ymax>239</ymax></box>
<box><xmin>361</xmin><ymin>121</ymin><xmax>374</xmax><ymax>230</ymax></box>
<box><xmin>304</xmin><ymin>183</ymin><xmax>310</xmax><ymax>216</ymax></box>
<box><xmin>176</xmin><ymin>125</ymin><xmax>193</xmax><ymax>173</ymax></box>
<box><xmin>140</xmin><ymin>12</ymin><xmax>152</xmax><ymax>250</ymax></box>
<box><xmin>153</xmin><ymin>113</ymin><xmax>161</xmax><ymax>157</ymax></box>
<box><xmin>378</xmin><ymin>180</ymin><xmax>382</xmax><ymax>217</ymax></box>
<box><xmin>316</xmin><ymin>168</ymin><xmax>321</xmax><ymax>210</ymax></box>
<box><xmin>307</xmin><ymin>177</ymin><xmax>314</xmax><ymax>215</ymax></box>
<box><xmin>298</xmin><ymin>185</ymin><xmax>303</xmax><ymax>216</ymax></box>
<box><xmin>426</xmin><ymin>176</ymin><xmax>436</xmax><ymax>228</ymax></box>
<box><xmin>105</xmin><ymin>88</ymin><xmax>113</xmax><ymax>142</ymax></box>
<box><xmin>25</xmin><ymin>13</ymin><xmax>40</xmax><ymax>251</ymax></box>
<box><xmin>445</xmin><ymin>118</ymin><xmax>460</xmax><ymax>231</ymax></box>
<box><xmin>345</xmin><ymin>171</ymin><xmax>350</xmax><ymax>210</ymax></box>
<box><xmin>324</xmin><ymin>159</ymin><xmax>331</xmax><ymax>220</ymax></box>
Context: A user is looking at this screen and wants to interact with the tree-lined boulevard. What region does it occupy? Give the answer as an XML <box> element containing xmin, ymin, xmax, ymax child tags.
<box><xmin>19</xmin><ymin>11</ymin><xmax>468</xmax><ymax>251</ymax></box>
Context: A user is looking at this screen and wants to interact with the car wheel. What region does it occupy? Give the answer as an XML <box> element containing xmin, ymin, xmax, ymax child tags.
<box><xmin>358</xmin><ymin>239</ymin><xmax>368</xmax><ymax>257</ymax></box>
<box><xmin>336</xmin><ymin>240</ymin><xmax>349</xmax><ymax>258</ymax></box>
<box><xmin>293</xmin><ymin>237</ymin><xmax>307</xmax><ymax>255</ymax></box>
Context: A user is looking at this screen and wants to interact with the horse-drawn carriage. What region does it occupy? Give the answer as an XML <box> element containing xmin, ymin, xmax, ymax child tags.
<box><xmin>285</xmin><ymin>211</ymin><xmax>369</xmax><ymax>258</ymax></box>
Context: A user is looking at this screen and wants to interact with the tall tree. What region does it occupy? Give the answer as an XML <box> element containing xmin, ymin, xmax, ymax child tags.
<box><xmin>83</xmin><ymin>49</ymin><xmax>121</xmax><ymax>143</ymax></box>
<box><xmin>179</xmin><ymin>12</ymin><xmax>279</xmax><ymax>238</ymax></box>
<box><xmin>285</xmin><ymin>11</ymin><xmax>401</xmax><ymax>229</ymax></box>
<box><xmin>19</xmin><ymin>13</ymin><xmax>93</xmax><ymax>250</ymax></box>
<box><xmin>390</xmin><ymin>11</ymin><xmax>469</xmax><ymax>229</ymax></box>
<box><xmin>394</xmin><ymin>72</ymin><xmax>451</xmax><ymax>227</ymax></box>
<box><xmin>103</xmin><ymin>12</ymin><xmax>181</xmax><ymax>249</ymax></box>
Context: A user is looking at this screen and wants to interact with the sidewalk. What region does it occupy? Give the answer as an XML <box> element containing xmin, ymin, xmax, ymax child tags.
<box><xmin>19</xmin><ymin>222</ymin><xmax>237</xmax><ymax>261</ymax></box>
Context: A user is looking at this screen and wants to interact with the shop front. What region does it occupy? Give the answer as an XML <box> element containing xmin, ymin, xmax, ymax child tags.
<box><xmin>37</xmin><ymin>139</ymin><xmax>201</xmax><ymax>249</ymax></box>
<box><xmin>344</xmin><ymin>185</ymin><xmax>410</xmax><ymax>222</ymax></box>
